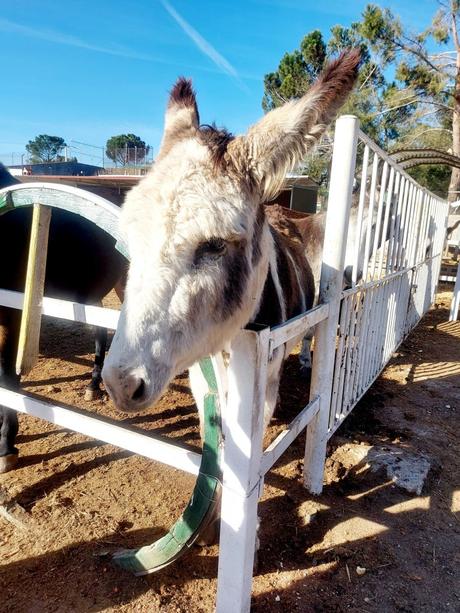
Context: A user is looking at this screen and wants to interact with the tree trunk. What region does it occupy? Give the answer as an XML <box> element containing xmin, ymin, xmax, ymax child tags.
<box><xmin>449</xmin><ymin>19</ymin><xmax>460</xmax><ymax>203</ymax></box>
<box><xmin>448</xmin><ymin>102</ymin><xmax>460</xmax><ymax>202</ymax></box>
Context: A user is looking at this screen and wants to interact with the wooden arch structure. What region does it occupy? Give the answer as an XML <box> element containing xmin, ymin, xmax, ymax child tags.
<box><xmin>391</xmin><ymin>147</ymin><xmax>460</xmax><ymax>170</ymax></box>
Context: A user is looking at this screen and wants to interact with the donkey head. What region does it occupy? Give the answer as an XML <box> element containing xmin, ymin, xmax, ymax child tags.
<box><xmin>103</xmin><ymin>50</ymin><xmax>360</xmax><ymax>412</ymax></box>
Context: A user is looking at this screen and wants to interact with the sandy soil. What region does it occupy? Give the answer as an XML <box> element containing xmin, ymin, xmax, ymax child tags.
<box><xmin>0</xmin><ymin>287</ymin><xmax>459</xmax><ymax>612</ymax></box>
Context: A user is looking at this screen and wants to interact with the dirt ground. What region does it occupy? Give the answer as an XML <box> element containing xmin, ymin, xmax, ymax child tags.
<box><xmin>0</xmin><ymin>286</ymin><xmax>459</xmax><ymax>613</ymax></box>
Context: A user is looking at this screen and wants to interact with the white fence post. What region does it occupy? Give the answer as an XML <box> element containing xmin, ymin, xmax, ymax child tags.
<box><xmin>216</xmin><ymin>327</ymin><xmax>269</xmax><ymax>613</ymax></box>
<box><xmin>449</xmin><ymin>264</ymin><xmax>460</xmax><ymax>321</ymax></box>
<box><xmin>304</xmin><ymin>115</ymin><xmax>359</xmax><ymax>494</ymax></box>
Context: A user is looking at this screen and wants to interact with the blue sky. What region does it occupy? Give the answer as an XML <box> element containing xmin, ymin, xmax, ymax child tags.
<box><xmin>0</xmin><ymin>0</ymin><xmax>437</xmax><ymax>164</ymax></box>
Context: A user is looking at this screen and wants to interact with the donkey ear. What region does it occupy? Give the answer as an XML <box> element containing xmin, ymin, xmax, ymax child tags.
<box><xmin>158</xmin><ymin>77</ymin><xmax>200</xmax><ymax>158</ymax></box>
<box><xmin>228</xmin><ymin>49</ymin><xmax>361</xmax><ymax>202</ymax></box>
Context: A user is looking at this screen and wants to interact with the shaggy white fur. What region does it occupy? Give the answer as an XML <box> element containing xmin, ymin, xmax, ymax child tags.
<box><xmin>103</xmin><ymin>50</ymin><xmax>360</xmax><ymax>427</ymax></box>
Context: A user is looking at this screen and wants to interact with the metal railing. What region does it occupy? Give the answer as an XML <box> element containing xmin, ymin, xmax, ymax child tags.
<box><xmin>327</xmin><ymin>129</ymin><xmax>448</xmax><ymax>433</ymax></box>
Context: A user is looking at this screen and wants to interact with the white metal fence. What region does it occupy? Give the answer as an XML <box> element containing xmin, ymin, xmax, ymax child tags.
<box><xmin>0</xmin><ymin>116</ymin><xmax>450</xmax><ymax>612</ymax></box>
<box><xmin>327</xmin><ymin>129</ymin><xmax>448</xmax><ymax>435</ymax></box>
<box><xmin>215</xmin><ymin>116</ymin><xmax>449</xmax><ymax>610</ymax></box>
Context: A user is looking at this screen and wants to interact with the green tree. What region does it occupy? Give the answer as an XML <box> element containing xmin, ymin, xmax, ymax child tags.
<box><xmin>262</xmin><ymin>27</ymin><xmax>413</xmax><ymax>187</ymax></box>
<box><xmin>26</xmin><ymin>135</ymin><xmax>67</xmax><ymax>163</ymax></box>
<box><xmin>105</xmin><ymin>134</ymin><xmax>150</xmax><ymax>166</ymax></box>
<box><xmin>359</xmin><ymin>2</ymin><xmax>459</xmax><ymax>200</ymax></box>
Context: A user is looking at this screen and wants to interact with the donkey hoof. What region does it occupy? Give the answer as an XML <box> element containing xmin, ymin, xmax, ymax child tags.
<box><xmin>0</xmin><ymin>453</ymin><xmax>19</xmax><ymax>473</ymax></box>
<box><xmin>84</xmin><ymin>387</ymin><xmax>102</xmax><ymax>401</ymax></box>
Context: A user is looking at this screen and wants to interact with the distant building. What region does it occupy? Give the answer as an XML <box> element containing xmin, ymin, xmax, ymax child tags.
<box><xmin>7</xmin><ymin>167</ymin><xmax>23</xmax><ymax>177</ymax></box>
<box><xmin>7</xmin><ymin>161</ymin><xmax>103</xmax><ymax>176</ymax></box>
<box><xmin>267</xmin><ymin>174</ymin><xmax>319</xmax><ymax>215</ymax></box>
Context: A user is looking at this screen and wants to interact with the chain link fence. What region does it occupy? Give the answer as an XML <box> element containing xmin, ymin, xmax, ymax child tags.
<box><xmin>0</xmin><ymin>146</ymin><xmax>155</xmax><ymax>175</ymax></box>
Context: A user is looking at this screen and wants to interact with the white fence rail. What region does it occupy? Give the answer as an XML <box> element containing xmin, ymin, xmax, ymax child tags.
<box><xmin>326</xmin><ymin>129</ymin><xmax>448</xmax><ymax>435</ymax></box>
<box><xmin>0</xmin><ymin>115</ymin><xmax>450</xmax><ymax>612</ymax></box>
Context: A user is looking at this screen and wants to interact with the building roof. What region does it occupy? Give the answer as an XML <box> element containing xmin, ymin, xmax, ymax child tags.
<box><xmin>20</xmin><ymin>173</ymin><xmax>319</xmax><ymax>192</ymax></box>
<box><xmin>284</xmin><ymin>174</ymin><xmax>319</xmax><ymax>189</ymax></box>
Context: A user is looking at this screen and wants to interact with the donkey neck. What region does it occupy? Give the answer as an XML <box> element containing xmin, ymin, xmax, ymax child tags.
<box><xmin>249</xmin><ymin>205</ymin><xmax>315</xmax><ymax>330</ymax></box>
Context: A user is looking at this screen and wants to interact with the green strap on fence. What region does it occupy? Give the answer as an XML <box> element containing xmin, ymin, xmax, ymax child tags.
<box><xmin>112</xmin><ymin>356</ymin><xmax>223</xmax><ymax>575</ymax></box>
<box><xmin>0</xmin><ymin>192</ymin><xmax>14</xmax><ymax>214</ymax></box>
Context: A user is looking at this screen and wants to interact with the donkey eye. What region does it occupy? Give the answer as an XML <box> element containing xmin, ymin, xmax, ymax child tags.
<box><xmin>204</xmin><ymin>238</ymin><xmax>226</xmax><ymax>254</ymax></box>
<box><xmin>194</xmin><ymin>238</ymin><xmax>227</xmax><ymax>264</ymax></box>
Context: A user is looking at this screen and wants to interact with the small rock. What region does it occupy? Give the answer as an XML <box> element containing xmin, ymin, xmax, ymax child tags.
<box><xmin>275</xmin><ymin>595</ymin><xmax>280</xmax><ymax>602</ymax></box>
<box><xmin>326</xmin><ymin>442</ymin><xmax>432</xmax><ymax>495</ymax></box>
<box><xmin>304</xmin><ymin>511</ymin><xmax>317</xmax><ymax>524</ymax></box>
<box><xmin>356</xmin><ymin>566</ymin><xmax>366</xmax><ymax>576</ymax></box>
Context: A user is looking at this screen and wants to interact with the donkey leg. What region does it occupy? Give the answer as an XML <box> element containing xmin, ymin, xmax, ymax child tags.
<box><xmin>264</xmin><ymin>347</ymin><xmax>285</xmax><ymax>428</ymax></box>
<box><xmin>0</xmin><ymin>408</ymin><xmax>19</xmax><ymax>473</ymax></box>
<box><xmin>299</xmin><ymin>332</ymin><xmax>313</xmax><ymax>378</ymax></box>
<box><xmin>0</xmin><ymin>308</ymin><xmax>20</xmax><ymax>472</ymax></box>
<box><xmin>114</xmin><ymin>276</ymin><xmax>126</xmax><ymax>303</ymax></box>
<box><xmin>85</xmin><ymin>326</ymin><xmax>108</xmax><ymax>401</ymax></box>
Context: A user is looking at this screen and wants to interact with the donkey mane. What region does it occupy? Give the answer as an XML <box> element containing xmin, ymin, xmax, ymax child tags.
<box><xmin>199</xmin><ymin>124</ymin><xmax>234</xmax><ymax>169</ymax></box>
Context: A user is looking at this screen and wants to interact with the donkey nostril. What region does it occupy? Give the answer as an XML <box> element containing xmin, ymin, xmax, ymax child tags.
<box><xmin>131</xmin><ymin>378</ymin><xmax>146</xmax><ymax>401</ymax></box>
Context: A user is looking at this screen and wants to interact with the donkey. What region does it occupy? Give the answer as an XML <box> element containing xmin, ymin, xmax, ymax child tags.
<box><xmin>0</xmin><ymin>164</ymin><xmax>127</xmax><ymax>472</ymax></box>
<box><xmin>102</xmin><ymin>50</ymin><xmax>361</xmax><ymax>435</ymax></box>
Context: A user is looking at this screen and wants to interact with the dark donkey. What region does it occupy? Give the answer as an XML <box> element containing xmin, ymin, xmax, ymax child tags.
<box><xmin>0</xmin><ymin>164</ymin><xmax>127</xmax><ymax>472</ymax></box>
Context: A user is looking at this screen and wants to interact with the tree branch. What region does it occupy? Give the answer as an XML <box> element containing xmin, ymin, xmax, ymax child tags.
<box><xmin>359</xmin><ymin>62</ymin><xmax>378</xmax><ymax>90</ymax></box>
<box><xmin>397</xmin><ymin>36</ymin><xmax>444</xmax><ymax>74</ymax></box>
<box><xmin>450</xmin><ymin>0</ymin><xmax>460</xmax><ymax>51</ymax></box>
<box><xmin>402</xmin><ymin>127</ymin><xmax>453</xmax><ymax>146</ymax></box>
<box><xmin>373</xmin><ymin>97</ymin><xmax>454</xmax><ymax>116</ymax></box>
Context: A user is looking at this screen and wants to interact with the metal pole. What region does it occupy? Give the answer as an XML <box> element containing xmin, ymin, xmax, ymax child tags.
<box><xmin>304</xmin><ymin>115</ymin><xmax>359</xmax><ymax>494</ymax></box>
